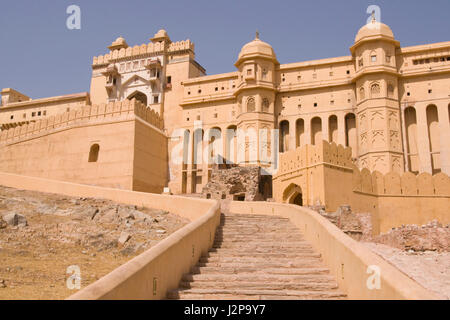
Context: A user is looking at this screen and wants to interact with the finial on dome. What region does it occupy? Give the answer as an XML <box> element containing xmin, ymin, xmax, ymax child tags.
<box><xmin>255</xmin><ymin>30</ymin><xmax>260</xmax><ymax>40</ymax></box>
<box><xmin>371</xmin><ymin>10</ymin><xmax>376</xmax><ymax>23</ymax></box>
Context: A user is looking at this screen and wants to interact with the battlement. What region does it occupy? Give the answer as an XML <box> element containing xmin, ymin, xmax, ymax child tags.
<box><xmin>92</xmin><ymin>39</ymin><xmax>195</xmax><ymax>66</ymax></box>
<box><xmin>353</xmin><ymin>168</ymin><xmax>450</xmax><ymax>197</ymax></box>
<box><xmin>0</xmin><ymin>98</ymin><xmax>163</xmax><ymax>145</ymax></box>
<box><xmin>277</xmin><ymin>141</ymin><xmax>353</xmax><ymax>176</ymax></box>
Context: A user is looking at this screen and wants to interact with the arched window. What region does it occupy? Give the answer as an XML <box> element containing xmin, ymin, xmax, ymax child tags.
<box><xmin>426</xmin><ymin>105</ymin><xmax>441</xmax><ymax>174</ymax></box>
<box><xmin>311</xmin><ymin>117</ymin><xmax>322</xmax><ymax>145</ymax></box>
<box><xmin>247</xmin><ymin>97</ymin><xmax>255</xmax><ymax>112</ymax></box>
<box><xmin>279</xmin><ymin>121</ymin><xmax>289</xmax><ymax>152</ymax></box>
<box><xmin>404</xmin><ymin>107</ymin><xmax>418</xmax><ymax>173</ymax></box>
<box><xmin>370</xmin><ymin>51</ymin><xmax>377</xmax><ymax>63</ymax></box>
<box><xmin>88</xmin><ymin>144</ymin><xmax>100</xmax><ymax>162</ymax></box>
<box><xmin>359</xmin><ymin>87</ymin><xmax>365</xmax><ymax>100</ymax></box>
<box><xmin>262</xmin><ymin>98</ymin><xmax>270</xmax><ymax>112</ymax></box>
<box><xmin>387</xmin><ymin>83</ymin><xmax>395</xmax><ymax>98</ymax></box>
<box><xmin>328</xmin><ymin>115</ymin><xmax>338</xmax><ymax>143</ymax></box>
<box><xmin>371</xmin><ymin>83</ymin><xmax>380</xmax><ymax>97</ymax></box>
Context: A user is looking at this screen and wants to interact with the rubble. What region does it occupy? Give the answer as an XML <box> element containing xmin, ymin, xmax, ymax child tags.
<box><xmin>202</xmin><ymin>166</ymin><xmax>272</xmax><ymax>201</ymax></box>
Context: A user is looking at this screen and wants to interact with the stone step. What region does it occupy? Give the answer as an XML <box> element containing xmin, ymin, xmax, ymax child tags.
<box><xmin>196</xmin><ymin>260</ymin><xmax>322</xmax><ymax>269</ymax></box>
<box><xmin>180</xmin><ymin>280</ymin><xmax>338</xmax><ymax>291</ymax></box>
<box><xmin>199</xmin><ymin>256</ymin><xmax>322</xmax><ymax>264</ymax></box>
<box><xmin>221</xmin><ymin>214</ymin><xmax>289</xmax><ymax>220</ymax></box>
<box><xmin>169</xmin><ymin>213</ymin><xmax>345</xmax><ymax>300</ymax></box>
<box><xmin>211</xmin><ymin>243</ymin><xmax>313</xmax><ymax>250</ymax></box>
<box><xmin>218</xmin><ymin>226</ymin><xmax>299</xmax><ymax>231</ymax></box>
<box><xmin>208</xmin><ymin>247</ymin><xmax>317</xmax><ymax>254</ymax></box>
<box><xmin>182</xmin><ymin>273</ymin><xmax>336</xmax><ymax>283</ymax></box>
<box><xmin>167</xmin><ymin>288</ymin><xmax>346</xmax><ymax>300</ymax></box>
<box><xmin>191</xmin><ymin>266</ymin><xmax>331</xmax><ymax>275</ymax></box>
<box><xmin>213</xmin><ymin>239</ymin><xmax>308</xmax><ymax>245</ymax></box>
<box><xmin>204</xmin><ymin>251</ymin><xmax>321</xmax><ymax>259</ymax></box>
<box><xmin>214</xmin><ymin>233</ymin><xmax>304</xmax><ymax>239</ymax></box>
<box><xmin>214</xmin><ymin>234</ymin><xmax>303</xmax><ymax>239</ymax></box>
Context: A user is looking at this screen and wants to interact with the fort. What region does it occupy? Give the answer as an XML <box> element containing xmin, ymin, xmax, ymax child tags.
<box><xmin>0</xmin><ymin>14</ymin><xmax>449</xmax><ymax>300</ymax></box>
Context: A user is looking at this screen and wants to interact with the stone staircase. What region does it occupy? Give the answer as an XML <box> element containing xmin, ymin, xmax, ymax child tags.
<box><xmin>167</xmin><ymin>213</ymin><xmax>347</xmax><ymax>300</ymax></box>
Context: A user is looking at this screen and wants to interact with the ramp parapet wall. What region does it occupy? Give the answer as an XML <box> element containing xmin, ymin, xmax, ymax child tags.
<box><xmin>0</xmin><ymin>172</ymin><xmax>220</xmax><ymax>299</ymax></box>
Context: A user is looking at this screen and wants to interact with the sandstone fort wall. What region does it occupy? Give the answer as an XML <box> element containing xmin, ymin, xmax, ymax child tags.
<box><xmin>0</xmin><ymin>99</ymin><xmax>167</xmax><ymax>193</ymax></box>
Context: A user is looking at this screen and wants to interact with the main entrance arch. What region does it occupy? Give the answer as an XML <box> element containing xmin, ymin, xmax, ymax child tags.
<box><xmin>282</xmin><ymin>183</ymin><xmax>303</xmax><ymax>206</ymax></box>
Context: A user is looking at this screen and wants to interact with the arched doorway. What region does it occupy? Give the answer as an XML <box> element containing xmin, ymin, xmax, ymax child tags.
<box><xmin>127</xmin><ymin>91</ymin><xmax>147</xmax><ymax>106</ymax></box>
<box><xmin>292</xmin><ymin>193</ymin><xmax>303</xmax><ymax>206</ymax></box>
<box><xmin>282</xmin><ymin>183</ymin><xmax>303</xmax><ymax>206</ymax></box>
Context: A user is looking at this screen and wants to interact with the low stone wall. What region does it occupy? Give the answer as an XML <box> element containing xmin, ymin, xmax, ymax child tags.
<box><xmin>0</xmin><ymin>172</ymin><xmax>221</xmax><ymax>299</ymax></box>
<box><xmin>227</xmin><ymin>201</ymin><xmax>442</xmax><ymax>300</ymax></box>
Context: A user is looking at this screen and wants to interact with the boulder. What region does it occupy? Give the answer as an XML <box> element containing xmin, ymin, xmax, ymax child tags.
<box><xmin>2</xmin><ymin>213</ymin><xmax>27</xmax><ymax>227</ymax></box>
<box><xmin>118</xmin><ymin>231</ymin><xmax>131</xmax><ymax>245</ymax></box>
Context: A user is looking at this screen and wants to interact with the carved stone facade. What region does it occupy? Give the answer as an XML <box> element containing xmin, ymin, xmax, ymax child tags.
<box><xmin>1</xmin><ymin>18</ymin><xmax>450</xmax><ymax>196</ymax></box>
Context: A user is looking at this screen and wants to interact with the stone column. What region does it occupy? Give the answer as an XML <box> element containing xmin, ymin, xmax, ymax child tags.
<box><xmin>337</xmin><ymin>114</ymin><xmax>346</xmax><ymax>147</ymax></box>
<box><xmin>304</xmin><ymin>116</ymin><xmax>312</xmax><ymax>145</ymax></box>
<box><xmin>322</xmin><ymin>115</ymin><xmax>329</xmax><ymax>143</ymax></box>
<box><xmin>438</xmin><ymin>102</ymin><xmax>450</xmax><ymax>174</ymax></box>
<box><xmin>289</xmin><ymin>118</ymin><xmax>296</xmax><ymax>151</ymax></box>
<box><xmin>415</xmin><ymin>103</ymin><xmax>433</xmax><ymax>173</ymax></box>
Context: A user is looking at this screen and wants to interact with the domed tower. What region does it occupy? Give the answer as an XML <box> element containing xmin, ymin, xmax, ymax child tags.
<box><xmin>350</xmin><ymin>15</ymin><xmax>403</xmax><ymax>174</ymax></box>
<box><xmin>234</xmin><ymin>32</ymin><xmax>279</xmax><ymax>167</ymax></box>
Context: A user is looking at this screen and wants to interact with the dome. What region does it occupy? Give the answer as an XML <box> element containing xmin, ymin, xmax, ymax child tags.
<box><xmin>108</xmin><ymin>36</ymin><xmax>128</xmax><ymax>50</ymax></box>
<box><xmin>114</xmin><ymin>36</ymin><xmax>126</xmax><ymax>45</ymax></box>
<box><xmin>150</xmin><ymin>29</ymin><xmax>171</xmax><ymax>43</ymax></box>
<box><xmin>355</xmin><ymin>19</ymin><xmax>395</xmax><ymax>43</ymax></box>
<box><xmin>236</xmin><ymin>32</ymin><xmax>277</xmax><ymax>64</ymax></box>
<box><xmin>154</xmin><ymin>29</ymin><xmax>169</xmax><ymax>39</ymax></box>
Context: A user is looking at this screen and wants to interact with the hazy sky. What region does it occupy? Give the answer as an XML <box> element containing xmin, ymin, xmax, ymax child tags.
<box><xmin>1</xmin><ymin>0</ymin><xmax>449</xmax><ymax>99</ymax></box>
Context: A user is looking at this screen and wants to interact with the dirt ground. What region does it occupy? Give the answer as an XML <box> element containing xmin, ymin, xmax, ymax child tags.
<box><xmin>0</xmin><ymin>186</ymin><xmax>189</xmax><ymax>300</ymax></box>
<box><xmin>362</xmin><ymin>242</ymin><xmax>450</xmax><ymax>299</ymax></box>
<box><xmin>316</xmin><ymin>205</ymin><xmax>450</xmax><ymax>299</ymax></box>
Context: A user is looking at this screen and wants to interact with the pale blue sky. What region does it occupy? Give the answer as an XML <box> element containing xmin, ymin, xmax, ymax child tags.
<box><xmin>1</xmin><ymin>0</ymin><xmax>449</xmax><ymax>99</ymax></box>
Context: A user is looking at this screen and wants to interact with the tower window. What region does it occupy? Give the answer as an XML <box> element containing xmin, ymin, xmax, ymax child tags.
<box><xmin>10</xmin><ymin>115</ymin><xmax>14</xmax><ymax>120</ymax></box>
<box><xmin>167</xmin><ymin>76</ymin><xmax>172</xmax><ymax>84</ymax></box>
<box><xmin>346</xmin><ymin>70</ymin><xmax>350</xmax><ymax>74</ymax></box>
<box><xmin>371</xmin><ymin>55</ymin><xmax>377</xmax><ymax>62</ymax></box>
<box><xmin>314</xmin><ymin>103</ymin><xmax>318</xmax><ymax>107</ymax></box>
<box><xmin>88</xmin><ymin>144</ymin><xmax>100</xmax><ymax>162</ymax></box>
<box><xmin>407</xmin><ymin>92</ymin><xmax>410</xmax><ymax>96</ymax></box>
<box><xmin>428</xmin><ymin>89</ymin><xmax>432</xmax><ymax>94</ymax></box>
<box><xmin>215</xmin><ymin>87</ymin><xmax>218</xmax><ymax>91</ymax></box>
